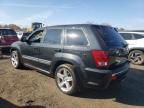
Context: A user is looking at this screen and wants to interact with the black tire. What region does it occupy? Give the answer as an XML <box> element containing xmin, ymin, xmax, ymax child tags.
<box><xmin>11</xmin><ymin>50</ymin><xmax>23</xmax><ymax>69</ymax></box>
<box><xmin>55</xmin><ymin>64</ymin><xmax>79</xmax><ymax>95</ymax></box>
<box><xmin>128</xmin><ymin>50</ymin><xmax>144</xmax><ymax>65</ymax></box>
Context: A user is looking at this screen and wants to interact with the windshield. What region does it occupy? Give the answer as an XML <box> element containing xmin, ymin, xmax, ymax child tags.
<box><xmin>92</xmin><ymin>26</ymin><xmax>127</xmax><ymax>48</ymax></box>
<box><xmin>0</xmin><ymin>29</ymin><xmax>17</xmax><ymax>36</ymax></box>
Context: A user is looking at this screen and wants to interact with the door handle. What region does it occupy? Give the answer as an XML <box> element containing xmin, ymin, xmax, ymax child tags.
<box><xmin>54</xmin><ymin>49</ymin><xmax>62</xmax><ymax>52</ymax></box>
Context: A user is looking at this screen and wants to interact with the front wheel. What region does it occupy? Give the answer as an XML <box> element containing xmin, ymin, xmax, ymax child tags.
<box><xmin>128</xmin><ymin>50</ymin><xmax>144</xmax><ymax>65</ymax></box>
<box><xmin>55</xmin><ymin>64</ymin><xmax>78</xmax><ymax>95</ymax></box>
<box><xmin>11</xmin><ymin>50</ymin><xmax>23</xmax><ymax>69</ymax></box>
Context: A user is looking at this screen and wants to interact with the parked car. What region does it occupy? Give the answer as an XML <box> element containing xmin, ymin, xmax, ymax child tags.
<box><xmin>0</xmin><ymin>28</ymin><xmax>19</xmax><ymax>54</ymax></box>
<box><xmin>10</xmin><ymin>24</ymin><xmax>129</xmax><ymax>95</ymax></box>
<box><xmin>120</xmin><ymin>32</ymin><xmax>144</xmax><ymax>65</ymax></box>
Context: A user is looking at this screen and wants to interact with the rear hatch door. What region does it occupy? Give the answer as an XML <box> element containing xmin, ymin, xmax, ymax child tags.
<box><xmin>92</xmin><ymin>26</ymin><xmax>129</xmax><ymax>69</ymax></box>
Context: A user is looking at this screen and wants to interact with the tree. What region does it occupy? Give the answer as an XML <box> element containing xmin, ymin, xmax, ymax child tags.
<box><xmin>8</xmin><ymin>24</ymin><xmax>22</xmax><ymax>31</ymax></box>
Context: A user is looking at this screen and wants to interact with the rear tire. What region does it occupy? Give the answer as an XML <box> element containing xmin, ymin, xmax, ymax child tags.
<box><xmin>128</xmin><ymin>50</ymin><xmax>144</xmax><ymax>65</ymax></box>
<box><xmin>55</xmin><ymin>64</ymin><xmax>79</xmax><ymax>95</ymax></box>
<box><xmin>11</xmin><ymin>50</ymin><xmax>23</xmax><ymax>69</ymax></box>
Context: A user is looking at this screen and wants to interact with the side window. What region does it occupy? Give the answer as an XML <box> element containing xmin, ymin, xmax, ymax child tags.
<box><xmin>65</xmin><ymin>29</ymin><xmax>88</xmax><ymax>46</ymax></box>
<box><xmin>120</xmin><ymin>33</ymin><xmax>133</xmax><ymax>40</ymax></box>
<box><xmin>29</xmin><ymin>30</ymin><xmax>44</xmax><ymax>43</ymax></box>
<box><xmin>133</xmin><ymin>34</ymin><xmax>144</xmax><ymax>39</ymax></box>
<box><xmin>43</xmin><ymin>29</ymin><xmax>62</xmax><ymax>44</ymax></box>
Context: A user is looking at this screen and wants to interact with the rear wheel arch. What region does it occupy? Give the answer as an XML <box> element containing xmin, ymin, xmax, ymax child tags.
<box><xmin>51</xmin><ymin>60</ymin><xmax>75</xmax><ymax>75</ymax></box>
<box><xmin>51</xmin><ymin>59</ymin><xmax>84</xmax><ymax>87</ymax></box>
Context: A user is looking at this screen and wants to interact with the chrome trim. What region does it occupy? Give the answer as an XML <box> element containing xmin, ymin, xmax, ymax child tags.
<box><xmin>22</xmin><ymin>55</ymin><xmax>38</xmax><ymax>61</ymax></box>
<box><xmin>88</xmin><ymin>82</ymin><xmax>99</xmax><ymax>86</ymax></box>
<box><xmin>24</xmin><ymin>63</ymin><xmax>50</xmax><ymax>74</ymax></box>
<box><xmin>38</xmin><ymin>58</ymin><xmax>51</xmax><ymax>65</ymax></box>
<box><xmin>22</xmin><ymin>55</ymin><xmax>51</xmax><ymax>65</ymax></box>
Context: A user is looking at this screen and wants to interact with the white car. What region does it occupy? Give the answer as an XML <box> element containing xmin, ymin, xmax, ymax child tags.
<box><xmin>120</xmin><ymin>32</ymin><xmax>144</xmax><ymax>65</ymax></box>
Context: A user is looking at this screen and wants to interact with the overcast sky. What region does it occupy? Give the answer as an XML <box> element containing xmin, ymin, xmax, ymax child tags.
<box><xmin>0</xmin><ymin>0</ymin><xmax>144</xmax><ymax>30</ymax></box>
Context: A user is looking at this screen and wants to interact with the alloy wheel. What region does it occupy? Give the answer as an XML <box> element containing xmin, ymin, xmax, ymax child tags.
<box><xmin>56</xmin><ymin>68</ymin><xmax>73</xmax><ymax>92</ymax></box>
<box><xmin>129</xmin><ymin>51</ymin><xmax>143</xmax><ymax>64</ymax></box>
<box><xmin>11</xmin><ymin>51</ymin><xmax>18</xmax><ymax>68</ymax></box>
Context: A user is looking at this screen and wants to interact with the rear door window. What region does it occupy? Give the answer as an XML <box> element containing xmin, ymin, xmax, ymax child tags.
<box><xmin>92</xmin><ymin>26</ymin><xmax>127</xmax><ymax>47</ymax></box>
<box><xmin>120</xmin><ymin>33</ymin><xmax>133</xmax><ymax>40</ymax></box>
<box><xmin>65</xmin><ymin>29</ymin><xmax>88</xmax><ymax>46</ymax></box>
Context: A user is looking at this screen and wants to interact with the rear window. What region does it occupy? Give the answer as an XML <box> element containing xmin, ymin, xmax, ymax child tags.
<box><xmin>92</xmin><ymin>26</ymin><xmax>127</xmax><ymax>47</ymax></box>
<box><xmin>0</xmin><ymin>29</ymin><xmax>17</xmax><ymax>36</ymax></box>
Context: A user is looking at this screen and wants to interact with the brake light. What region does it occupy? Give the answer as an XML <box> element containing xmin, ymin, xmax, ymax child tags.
<box><xmin>91</xmin><ymin>50</ymin><xmax>109</xmax><ymax>68</ymax></box>
<box><xmin>0</xmin><ymin>36</ymin><xmax>5</xmax><ymax>43</ymax></box>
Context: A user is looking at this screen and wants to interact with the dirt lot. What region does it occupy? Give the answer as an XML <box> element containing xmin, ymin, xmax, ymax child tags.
<box><xmin>0</xmin><ymin>58</ymin><xmax>144</xmax><ymax>108</ymax></box>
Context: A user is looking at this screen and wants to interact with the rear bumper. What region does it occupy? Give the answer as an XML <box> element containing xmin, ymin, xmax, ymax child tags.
<box><xmin>82</xmin><ymin>62</ymin><xmax>129</xmax><ymax>89</ymax></box>
<box><xmin>0</xmin><ymin>46</ymin><xmax>11</xmax><ymax>54</ymax></box>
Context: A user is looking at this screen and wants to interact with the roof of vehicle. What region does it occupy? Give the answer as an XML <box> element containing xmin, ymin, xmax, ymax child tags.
<box><xmin>46</xmin><ymin>24</ymin><xmax>112</xmax><ymax>28</ymax></box>
<box><xmin>119</xmin><ymin>31</ymin><xmax>144</xmax><ymax>35</ymax></box>
<box><xmin>128</xmin><ymin>30</ymin><xmax>144</xmax><ymax>32</ymax></box>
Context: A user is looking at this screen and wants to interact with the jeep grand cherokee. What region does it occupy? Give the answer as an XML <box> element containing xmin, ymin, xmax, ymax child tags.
<box><xmin>10</xmin><ymin>24</ymin><xmax>129</xmax><ymax>95</ymax></box>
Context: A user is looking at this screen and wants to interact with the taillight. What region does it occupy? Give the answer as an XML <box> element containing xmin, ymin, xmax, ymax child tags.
<box><xmin>0</xmin><ymin>36</ymin><xmax>5</xmax><ymax>43</ymax></box>
<box><xmin>0</xmin><ymin>36</ymin><xmax>2</xmax><ymax>42</ymax></box>
<box><xmin>91</xmin><ymin>50</ymin><xmax>109</xmax><ymax>68</ymax></box>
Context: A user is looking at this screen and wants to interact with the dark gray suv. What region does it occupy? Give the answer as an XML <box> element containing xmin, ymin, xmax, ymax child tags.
<box><xmin>10</xmin><ymin>24</ymin><xmax>129</xmax><ymax>95</ymax></box>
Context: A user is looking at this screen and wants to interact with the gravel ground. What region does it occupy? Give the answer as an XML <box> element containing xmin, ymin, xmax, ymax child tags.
<box><xmin>0</xmin><ymin>58</ymin><xmax>144</xmax><ymax>108</ymax></box>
